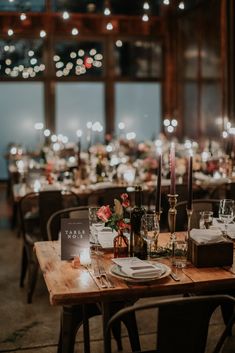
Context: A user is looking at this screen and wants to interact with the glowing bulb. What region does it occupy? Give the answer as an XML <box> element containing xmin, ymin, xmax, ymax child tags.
<box><xmin>163</xmin><ymin>0</ymin><xmax>170</xmax><ymax>4</ymax></box>
<box><xmin>143</xmin><ymin>2</ymin><xmax>150</xmax><ymax>10</ymax></box>
<box><xmin>76</xmin><ymin>129</ymin><xmax>83</xmax><ymax>137</ymax></box>
<box><xmin>104</xmin><ymin>7</ymin><xmax>111</xmax><ymax>15</ymax></box>
<box><xmin>171</xmin><ymin>119</ymin><xmax>178</xmax><ymax>127</ymax></box>
<box><xmin>40</xmin><ymin>30</ymin><xmax>46</xmax><ymax>38</ymax></box>
<box><xmin>44</xmin><ymin>129</ymin><xmax>51</xmax><ymax>137</ymax></box>
<box><xmin>163</xmin><ymin>119</ymin><xmax>170</xmax><ymax>127</ymax></box>
<box><xmin>62</xmin><ymin>11</ymin><xmax>70</xmax><ymax>20</ymax></box>
<box><xmin>222</xmin><ymin>131</ymin><xmax>228</xmax><ymax>139</ymax></box>
<box><xmin>71</xmin><ymin>28</ymin><xmax>79</xmax><ymax>35</ymax></box>
<box><xmin>142</xmin><ymin>14</ymin><xmax>149</xmax><ymax>22</ymax></box>
<box><xmin>106</xmin><ymin>22</ymin><xmax>113</xmax><ymax>30</ymax></box>
<box><xmin>167</xmin><ymin>125</ymin><xmax>174</xmax><ymax>133</ymax></box>
<box><xmin>20</xmin><ymin>13</ymin><xmax>27</xmax><ymax>21</ymax></box>
<box><xmin>8</xmin><ymin>29</ymin><xmax>14</xmax><ymax>36</ymax></box>
<box><xmin>178</xmin><ymin>1</ymin><xmax>185</xmax><ymax>9</ymax></box>
<box><xmin>116</xmin><ymin>40</ymin><xmax>123</xmax><ymax>47</ymax></box>
<box><xmin>34</xmin><ymin>122</ymin><xmax>44</xmax><ymax>130</ymax></box>
<box><xmin>118</xmin><ymin>122</ymin><xmax>125</xmax><ymax>130</ymax></box>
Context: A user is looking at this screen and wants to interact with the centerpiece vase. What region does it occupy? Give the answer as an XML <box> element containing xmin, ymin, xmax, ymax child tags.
<box><xmin>113</xmin><ymin>229</ymin><xmax>129</xmax><ymax>258</ymax></box>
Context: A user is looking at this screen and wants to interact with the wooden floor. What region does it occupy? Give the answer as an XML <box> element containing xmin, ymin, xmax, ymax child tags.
<box><xmin>0</xmin><ymin>182</ymin><xmax>235</xmax><ymax>353</ymax></box>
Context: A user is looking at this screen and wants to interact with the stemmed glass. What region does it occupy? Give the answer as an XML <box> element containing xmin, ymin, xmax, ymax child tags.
<box><xmin>218</xmin><ymin>199</ymin><xmax>234</xmax><ymax>237</ymax></box>
<box><xmin>140</xmin><ymin>213</ymin><xmax>160</xmax><ymax>260</ymax></box>
<box><xmin>88</xmin><ymin>207</ymin><xmax>104</xmax><ymax>254</ymax></box>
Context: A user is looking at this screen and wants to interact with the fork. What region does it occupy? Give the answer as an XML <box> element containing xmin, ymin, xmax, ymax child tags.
<box><xmin>99</xmin><ymin>264</ymin><xmax>115</xmax><ymax>288</ymax></box>
<box><xmin>93</xmin><ymin>266</ymin><xmax>107</xmax><ymax>288</ymax></box>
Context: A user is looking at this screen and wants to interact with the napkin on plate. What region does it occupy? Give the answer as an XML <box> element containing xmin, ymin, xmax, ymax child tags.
<box><xmin>190</xmin><ymin>228</ymin><xmax>224</xmax><ymax>244</ymax></box>
<box><xmin>112</xmin><ymin>257</ymin><xmax>163</xmax><ymax>278</ymax></box>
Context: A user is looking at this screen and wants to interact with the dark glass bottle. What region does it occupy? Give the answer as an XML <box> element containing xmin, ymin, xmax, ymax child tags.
<box><xmin>130</xmin><ymin>186</ymin><xmax>147</xmax><ymax>259</ymax></box>
<box><xmin>113</xmin><ymin>229</ymin><xmax>129</xmax><ymax>258</ymax></box>
<box><xmin>96</xmin><ymin>154</ymin><xmax>105</xmax><ymax>182</ymax></box>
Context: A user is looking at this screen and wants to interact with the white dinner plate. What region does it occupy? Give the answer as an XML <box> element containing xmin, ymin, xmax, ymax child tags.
<box><xmin>109</xmin><ymin>262</ymin><xmax>171</xmax><ymax>283</ymax></box>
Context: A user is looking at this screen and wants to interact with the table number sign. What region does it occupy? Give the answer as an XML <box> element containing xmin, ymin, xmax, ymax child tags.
<box><xmin>61</xmin><ymin>218</ymin><xmax>90</xmax><ymax>260</ymax></box>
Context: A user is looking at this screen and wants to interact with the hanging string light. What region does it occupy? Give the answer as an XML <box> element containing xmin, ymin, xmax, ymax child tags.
<box><xmin>142</xmin><ymin>0</ymin><xmax>150</xmax><ymax>22</ymax></box>
<box><xmin>178</xmin><ymin>1</ymin><xmax>185</xmax><ymax>10</ymax></box>
<box><xmin>20</xmin><ymin>13</ymin><xmax>27</xmax><ymax>21</ymax></box>
<box><xmin>40</xmin><ymin>30</ymin><xmax>46</xmax><ymax>38</ymax></box>
<box><xmin>7</xmin><ymin>29</ymin><xmax>14</xmax><ymax>36</ymax></box>
<box><xmin>104</xmin><ymin>0</ymin><xmax>111</xmax><ymax>16</ymax></box>
<box><xmin>62</xmin><ymin>11</ymin><xmax>70</xmax><ymax>20</ymax></box>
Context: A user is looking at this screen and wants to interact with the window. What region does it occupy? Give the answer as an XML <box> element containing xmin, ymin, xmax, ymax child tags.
<box><xmin>0</xmin><ymin>39</ymin><xmax>45</xmax><ymax>79</ymax></box>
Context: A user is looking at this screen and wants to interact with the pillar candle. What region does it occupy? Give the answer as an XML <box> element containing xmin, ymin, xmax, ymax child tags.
<box><xmin>77</xmin><ymin>138</ymin><xmax>81</xmax><ymax>168</ymax></box>
<box><xmin>187</xmin><ymin>150</ymin><xmax>193</xmax><ymax>210</ymax></box>
<box><xmin>170</xmin><ymin>142</ymin><xmax>176</xmax><ymax>195</ymax></box>
<box><xmin>155</xmin><ymin>149</ymin><xmax>162</xmax><ymax>213</ymax></box>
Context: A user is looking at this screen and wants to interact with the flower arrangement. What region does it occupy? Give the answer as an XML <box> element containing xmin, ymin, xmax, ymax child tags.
<box><xmin>96</xmin><ymin>193</ymin><xmax>131</xmax><ymax>232</ymax></box>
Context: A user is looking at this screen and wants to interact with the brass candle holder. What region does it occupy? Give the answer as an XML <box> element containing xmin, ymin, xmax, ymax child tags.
<box><xmin>186</xmin><ymin>208</ymin><xmax>193</xmax><ymax>261</ymax></box>
<box><xmin>186</xmin><ymin>208</ymin><xmax>193</xmax><ymax>240</ymax></box>
<box><xmin>155</xmin><ymin>210</ymin><xmax>161</xmax><ymax>223</ymax></box>
<box><xmin>167</xmin><ymin>194</ymin><xmax>178</xmax><ymax>248</ymax></box>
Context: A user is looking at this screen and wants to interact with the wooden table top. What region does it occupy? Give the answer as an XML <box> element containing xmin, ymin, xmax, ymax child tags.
<box><xmin>34</xmin><ymin>232</ymin><xmax>235</xmax><ymax>306</ymax></box>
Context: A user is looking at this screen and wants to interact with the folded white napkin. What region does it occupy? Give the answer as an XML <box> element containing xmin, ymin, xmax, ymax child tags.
<box><xmin>190</xmin><ymin>228</ymin><xmax>224</xmax><ymax>244</ymax></box>
<box><xmin>97</xmin><ymin>228</ymin><xmax>117</xmax><ymax>248</ymax></box>
<box><xmin>112</xmin><ymin>257</ymin><xmax>162</xmax><ymax>278</ymax></box>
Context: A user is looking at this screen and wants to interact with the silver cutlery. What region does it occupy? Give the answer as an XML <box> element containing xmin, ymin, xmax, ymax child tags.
<box><xmin>99</xmin><ymin>264</ymin><xmax>115</xmax><ymax>288</ymax></box>
<box><xmin>93</xmin><ymin>266</ymin><xmax>108</xmax><ymax>288</ymax></box>
<box><xmin>170</xmin><ymin>271</ymin><xmax>180</xmax><ymax>281</ymax></box>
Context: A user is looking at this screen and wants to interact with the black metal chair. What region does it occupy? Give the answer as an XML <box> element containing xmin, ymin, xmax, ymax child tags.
<box><xmin>105</xmin><ymin>295</ymin><xmax>235</xmax><ymax>353</ymax></box>
<box><xmin>19</xmin><ymin>190</ymin><xmax>79</xmax><ymax>303</ymax></box>
<box><xmin>47</xmin><ymin>206</ymin><xmax>140</xmax><ymax>353</ymax></box>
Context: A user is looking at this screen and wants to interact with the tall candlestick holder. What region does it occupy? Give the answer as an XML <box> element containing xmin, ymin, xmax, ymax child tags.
<box><xmin>167</xmin><ymin>194</ymin><xmax>178</xmax><ymax>248</ymax></box>
<box><xmin>155</xmin><ymin>210</ymin><xmax>161</xmax><ymax>223</ymax></box>
<box><xmin>186</xmin><ymin>208</ymin><xmax>193</xmax><ymax>261</ymax></box>
<box><xmin>186</xmin><ymin>208</ymin><xmax>193</xmax><ymax>240</ymax></box>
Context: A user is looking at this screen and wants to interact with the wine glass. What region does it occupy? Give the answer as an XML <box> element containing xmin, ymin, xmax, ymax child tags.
<box><xmin>140</xmin><ymin>213</ymin><xmax>160</xmax><ymax>260</ymax></box>
<box><xmin>218</xmin><ymin>199</ymin><xmax>234</xmax><ymax>237</ymax></box>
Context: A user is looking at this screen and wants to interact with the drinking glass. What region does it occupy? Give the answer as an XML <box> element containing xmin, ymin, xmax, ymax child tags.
<box><xmin>218</xmin><ymin>199</ymin><xmax>234</xmax><ymax>237</ymax></box>
<box><xmin>140</xmin><ymin>213</ymin><xmax>160</xmax><ymax>260</ymax></box>
<box><xmin>199</xmin><ymin>211</ymin><xmax>213</xmax><ymax>229</ymax></box>
<box><xmin>88</xmin><ymin>207</ymin><xmax>104</xmax><ymax>254</ymax></box>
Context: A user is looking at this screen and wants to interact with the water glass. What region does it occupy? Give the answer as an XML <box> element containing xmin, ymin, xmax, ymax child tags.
<box><xmin>219</xmin><ymin>199</ymin><xmax>234</xmax><ymax>237</ymax></box>
<box><xmin>172</xmin><ymin>239</ymin><xmax>188</xmax><ymax>268</ymax></box>
<box><xmin>140</xmin><ymin>213</ymin><xmax>160</xmax><ymax>260</ymax></box>
<box><xmin>199</xmin><ymin>211</ymin><xmax>213</xmax><ymax>229</ymax></box>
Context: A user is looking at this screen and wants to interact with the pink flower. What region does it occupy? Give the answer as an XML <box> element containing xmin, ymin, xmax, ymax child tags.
<box><xmin>96</xmin><ymin>205</ymin><xmax>112</xmax><ymax>222</ymax></box>
<box><xmin>122</xmin><ymin>199</ymin><xmax>130</xmax><ymax>208</ymax></box>
<box><xmin>120</xmin><ymin>193</ymin><xmax>128</xmax><ymax>201</ymax></box>
<box><xmin>117</xmin><ymin>219</ymin><xmax>131</xmax><ymax>231</ymax></box>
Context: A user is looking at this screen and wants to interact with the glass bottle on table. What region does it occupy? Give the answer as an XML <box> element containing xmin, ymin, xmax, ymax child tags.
<box><xmin>113</xmin><ymin>228</ymin><xmax>129</xmax><ymax>258</ymax></box>
<box><xmin>130</xmin><ymin>185</ymin><xmax>147</xmax><ymax>259</ymax></box>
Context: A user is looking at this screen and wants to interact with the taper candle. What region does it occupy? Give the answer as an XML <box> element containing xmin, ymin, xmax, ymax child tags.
<box><xmin>170</xmin><ymin>142</ymin><xmax>176</xmax><ymax>195</ymax></box>
<box><xmin>187</xmin><ymin>150</ymin><xmax>193</xmax><ymax>210</ymax></box>
<box><xmin>156</xmin><ymin>149</ymin><xmax>162</xmax><ymax>213</ymax></box>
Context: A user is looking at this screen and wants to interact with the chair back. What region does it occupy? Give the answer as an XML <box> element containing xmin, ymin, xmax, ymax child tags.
<box><xmin>175</xmin><ymin>199</ymin><xmax>220</xmax><ymax>231</ymax></box>
<box><xmin>47</xmin><ymin>206</ymin><xmax>89</xmax><ymax>241</ymax></box>
<box><xmin>19</xmin><ymin>190</ymin><xmax>79</xmax><ymax>241</ymax></box>
<box><xmin>106</xmin><ymin>295</ymin><xmax>235</xmax><ymax>353</ymax></box>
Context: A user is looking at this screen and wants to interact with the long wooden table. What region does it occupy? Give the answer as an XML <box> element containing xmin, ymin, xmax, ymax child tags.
<box><xmin>34</xmin><ymin>233</ymin><xmax>235</xmax><ymax>353</ymax></box>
